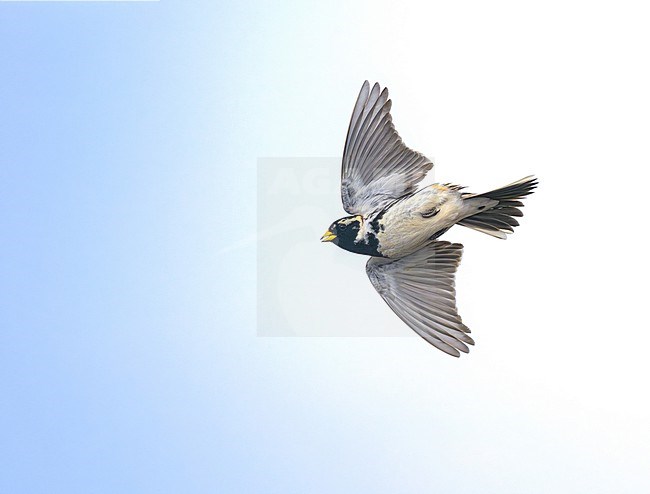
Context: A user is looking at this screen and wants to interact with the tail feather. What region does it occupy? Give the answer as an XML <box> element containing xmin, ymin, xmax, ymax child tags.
<box><xmin>459</xmin><ymin>176</ymin><xmax>537</xmax><ymax>239</ymax></box>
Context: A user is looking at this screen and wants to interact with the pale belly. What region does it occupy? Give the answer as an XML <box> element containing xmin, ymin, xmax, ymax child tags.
<box><xmin>374</xmin><ymin>186</ymin><xmax>467</xmax><ymax>258</ymax></box>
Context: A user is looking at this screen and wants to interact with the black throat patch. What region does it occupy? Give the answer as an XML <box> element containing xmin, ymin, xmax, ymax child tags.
<box><xmin>332</xmin><ymin>218</ymin><xmax>384</xmax><ymax>257</ymax></box>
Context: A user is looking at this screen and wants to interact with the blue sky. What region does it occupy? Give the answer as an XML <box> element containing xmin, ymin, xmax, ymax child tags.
<box><xmin>2</xmin><ymin>1</ymin><xmax>650</xmax><ymax>493</ymax></box>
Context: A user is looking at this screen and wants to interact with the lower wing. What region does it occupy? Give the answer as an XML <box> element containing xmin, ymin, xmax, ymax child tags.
<box><xmin>366</xmin><ymin>241</ymin><xmax>473</xmax><ymax>357</ymax></box>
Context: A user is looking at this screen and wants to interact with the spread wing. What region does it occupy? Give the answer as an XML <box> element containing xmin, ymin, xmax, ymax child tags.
<box><xmin>341</xmin><ymin>81</ymin><xmax>434</xmax><ymax>215</ymax></box>
<box><xmin>366</xmin><ymin>241</ymin><xmax>474</xmax><ymax>357</ymax></box>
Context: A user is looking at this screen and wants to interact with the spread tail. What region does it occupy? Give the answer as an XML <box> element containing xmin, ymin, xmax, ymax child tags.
<box><xmin>459</xmin><ymin>176</ymin><xmax>538</xmax><ymax>239</ymax></box>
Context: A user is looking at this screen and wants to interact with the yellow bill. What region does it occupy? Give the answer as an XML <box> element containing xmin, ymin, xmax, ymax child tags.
<box><xmin>320</xmin><ymin>230</ymin><xmax>337</xmax><ymax>242</ymax></box>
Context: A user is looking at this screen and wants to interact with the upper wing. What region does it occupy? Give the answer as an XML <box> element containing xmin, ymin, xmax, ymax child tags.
<box><xmin>366</xmin><ymin>241</ymin><xmax>474</xmax><ymax>357</ymax></box>
<box><xmin>341</xmin><ymin>81</ymin><xmax>434</xmax><ymax>215</ymax></box>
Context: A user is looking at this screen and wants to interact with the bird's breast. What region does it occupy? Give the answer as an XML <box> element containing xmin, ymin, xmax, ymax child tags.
<box><xmin>373</xmin><ymin>187</ymin><xmax>465</xmax><ymax>258</ymax></box>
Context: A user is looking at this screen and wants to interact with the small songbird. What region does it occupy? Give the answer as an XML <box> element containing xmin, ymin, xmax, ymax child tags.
<box><xmin>321</xmin><ymin>81</ymin><xmax>537</xmax><ymax>357</ymax></box>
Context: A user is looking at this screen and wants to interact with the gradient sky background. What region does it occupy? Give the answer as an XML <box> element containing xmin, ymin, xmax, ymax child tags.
<box><xmin>2</xmin><ymin>1</ymin><xmax>650</xmax><ymax>493</ymax></box>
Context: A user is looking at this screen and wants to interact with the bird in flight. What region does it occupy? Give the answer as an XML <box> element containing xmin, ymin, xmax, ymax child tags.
<box><xmin>321</xmin><ymin>81</ymin><xmax>537</xmax><ymax>356</ymax></box>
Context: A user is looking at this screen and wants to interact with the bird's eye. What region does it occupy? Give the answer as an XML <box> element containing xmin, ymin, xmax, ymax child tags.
<box><xmin>339</xmin><ymin>223</ymin><xmax>346</xmax><ymax>230</ymax></box>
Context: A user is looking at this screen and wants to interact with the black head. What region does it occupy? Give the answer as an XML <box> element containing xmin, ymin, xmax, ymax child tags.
<box><xmin>321</xmin><ymin>215</ymin><xmax>362</xmax><ymax>246</ymax></box>
<box><xmin>320</xmin><ymin>215</ymin><xmax>382</xmax><ymax>256</ymax></box>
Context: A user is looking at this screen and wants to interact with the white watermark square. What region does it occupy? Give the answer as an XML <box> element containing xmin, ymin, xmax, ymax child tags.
<box><xmin>256</xmin><ymin>157</ymin><xmax>411</xmax><ymax>338</ymax></box>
